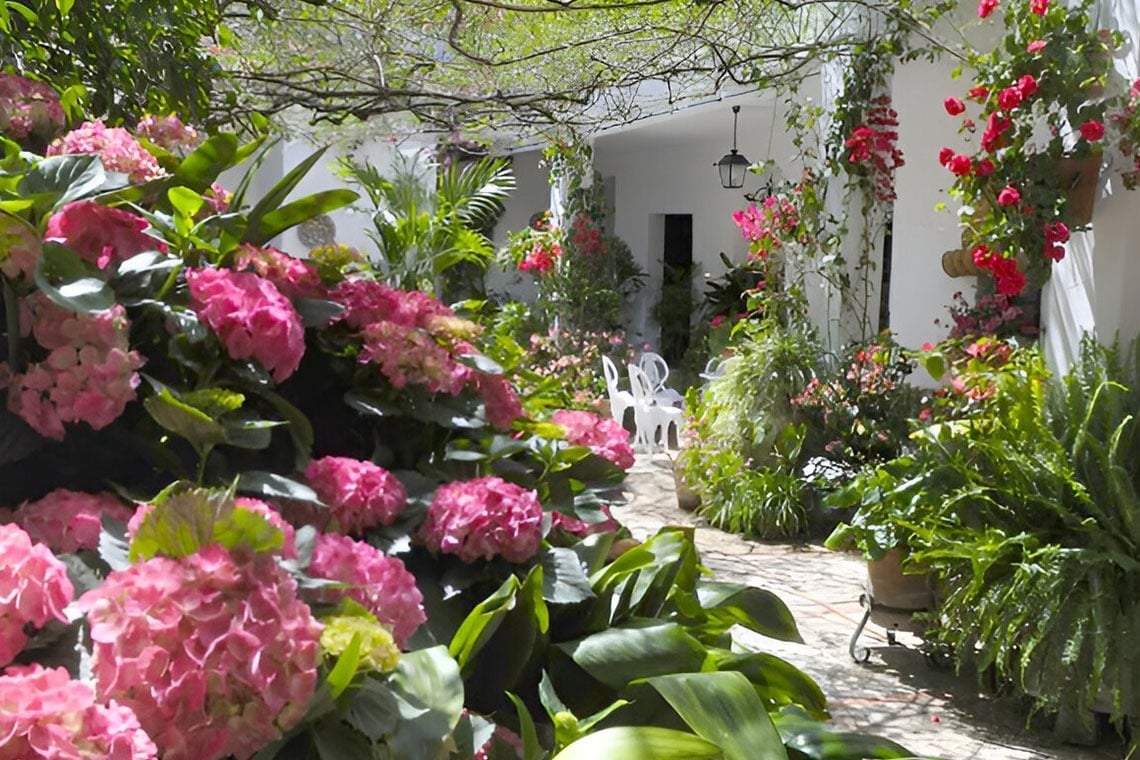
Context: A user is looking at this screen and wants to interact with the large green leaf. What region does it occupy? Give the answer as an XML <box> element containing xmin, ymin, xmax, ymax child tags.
<box><xmin>449</xmin><ymin>574</ymin><xmax>523</xmax><ymax>671</ymax></box>
<box><xmin>243</xmin><ymin>145</ymin><xmax>334</xmax><ymax>241</ymax></box>
<box><xmin>772</xmin><ymin>707</ymin><xmax>919</xmax><ymax>760</ymax></box>
<box><xmin>143</xmin><ymin>386</ymin><xmax>228</xmax><ymax>451</ymax></box>
<box><xmin>387</xmin><ymin>646</ymin><xmax>465</xmax><ymax>760</ymax></box>
<box><xmin>647</xmin><ymin>672</ymin><xmax>787</xmax><ymax>760</ymax></box>
<box><xmin>551</xmin><ymin>727</ymin><xmax>721</xmax><ymax>760</ymax></box>
<box><xmin>557</xmin><ymin>621</ymin><xmax>708</xmax><ymax>690</ymax></box>
<box><xmin>243</xmin><ymin>189</ymin><xmax>359</xmax><ymax>245</ymax></box>
<box><xmin>541</xmin><ymin>547</ymin><xmax>596</xmax><ymax>604</ymax></box>
<box><xmin>173</xmin><ymin>133</ymin><xmax>239</xmax><ymax>192</ymax></box>
<box><xmin>711</xmin><ymin>651</ymin><xmax>828</xmax><ymax>721</ymax></box>
<box><xmin>34</xmin><ymin>242</ymin><xmax>114</xmax><ymax>314</ymax></box>
<box><xmin>128</xmin><ymin>482</ymin><xmax>284</xmax><ymax>561</ymax></box>
<box><xmin>695</xmin><ymin>582</ymin><xmax>803</xmax><ymax>643</ymax></box>
<box><xmin>19</xmin><ymin>154</ymin><xmax>127</xmax><ymax>211</ymax></box>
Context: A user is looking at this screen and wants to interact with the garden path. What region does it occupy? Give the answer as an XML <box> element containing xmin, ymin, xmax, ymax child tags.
<box><xmin>619</xmin><ymin>453</ymin><xmax>1122</xmax><ymax>760</ymax></box>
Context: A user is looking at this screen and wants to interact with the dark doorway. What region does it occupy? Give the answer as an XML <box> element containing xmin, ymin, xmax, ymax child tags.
<box><xmin>877</xmin><ymin>221</ymin><xmax>893</xmax><ymax>333</ymax></box>
<box><xmin>659</xmin><ymin>214</ymin><xmax>693</xmax><ymax>364</ymax></box>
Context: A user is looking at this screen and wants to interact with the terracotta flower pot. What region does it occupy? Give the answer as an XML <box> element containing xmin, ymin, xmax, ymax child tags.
<box><xmin>865</xmin><ymin>548</ymin><xmax>936</xmax><ymax>611</ymax></box>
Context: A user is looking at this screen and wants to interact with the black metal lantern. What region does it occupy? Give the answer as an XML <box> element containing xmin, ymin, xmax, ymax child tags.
<box><xmin>716</xmin><ymin>105</ymin><xmax>750</xmax><ymax>189</ymax></box>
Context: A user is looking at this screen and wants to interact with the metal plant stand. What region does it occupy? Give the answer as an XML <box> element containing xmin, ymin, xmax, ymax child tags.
<box><xmin>849</xmin><ymin>549</ymin><xmax>939</xmax><ymax>663</ymax></box>
<box><xmin>848</xmin><ymin>591</ymin><xmax>931</xmax><ymax>663</ymax></box>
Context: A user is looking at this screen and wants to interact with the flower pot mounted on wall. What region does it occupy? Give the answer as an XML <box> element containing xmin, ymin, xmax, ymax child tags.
<box><xmin>1057</xmin><ymin>155</ymin><xmax>1101</xmax><ymax>228</ymax></box>
<box><xmin>941</xmin><ymin>247</ymin><xmax>983</xmax><ymax>278</ymax></box>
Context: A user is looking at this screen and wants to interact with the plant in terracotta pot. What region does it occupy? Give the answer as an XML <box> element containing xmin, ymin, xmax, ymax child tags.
<box><xmin>938</xmin><ymin>0</ymin><xmax>1124</xmax><ymax>295</ymax></box>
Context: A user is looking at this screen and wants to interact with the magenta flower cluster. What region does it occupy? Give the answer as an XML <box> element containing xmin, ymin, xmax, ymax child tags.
<box><xmin>419</xmin><ymin>476</ymin><xmax>544</xmax><ymax>564</ymax></box>
<box><xmin>308</xmin><ymin>532</ymin><xmax>426</xmax><ymax>648</ymax></box>
<box><xmin>331</xmin><ymin>278</ymin><xmax>522</xmax><ymax>429</ymax></box>
<box><xmin>47</xmin><ymin>120</ymin><xmax>165</xmax><ymax>183</ymax></box>
<box><xmin>0</xmin><ymin>73</ymin><xmax>64</xmax><ymax>141</ymax></box>
<box><xmin>0</xmin><ymin>524</ymin><xmax>74</xmax><ymax>667</ymax></box>
<box><xmin>552</xmin><ymin>409</ymin><xmax>635</xmax><ymax>470</ymax></box>
<box><xmin>5</xmin><ymin>294</ymin><xmax>145</xmax><ymax>440</ymax></box>
<box><xmin>46</xmin><ymin>201</ymin><xmax>165</xmax><ymax>270</ymax></box>
<box><xmin>234</xmin><ymin>243</ymin><xmax>323</xmax><ymax>300</ymax></box>
<box><xmin>186</xmin><ymin>266</ymin><xmax>306</xmax><ymax>383</ymax></box>
<box><xmin>0</xmin><ymin>664</ymin><xmax>157</xmax><ymax>759</ymax></box>
<box><xmin>305</xmin><ymin>455</ymin><xmax>407</xmax><ymax>534</ymax></box>
<box><xmin>78</xmin><ymin>545</ymin><xmax>322</xmax><ymax>760</ymax></box>
<box><xmin>135</xmin><ymin>114</ymin><xmax>200</xmax><ymax>155</ymax></box>
<box><xmin>12</xmin><ymin>487</ymin><xmax>134</xmax><ymax>554</ymax></box>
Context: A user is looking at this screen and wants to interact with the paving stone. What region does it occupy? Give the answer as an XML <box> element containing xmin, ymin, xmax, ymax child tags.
<box><xmin>618</xmin><ymin>453</ymin><xmax>1124</xmax><ymax>760</ymax></box>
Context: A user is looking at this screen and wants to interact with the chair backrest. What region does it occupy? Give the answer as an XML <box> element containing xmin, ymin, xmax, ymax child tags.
<box><xmin>627</xmin><ymin>364</ymin><xmax>655</xmax><ymax>405</ymax></box>
<box><xmin>639</xmin><ymin>352</ymin><xmax>670</xmax><ymax>392</ymax></box>
<box><xmin>601</xmin><ymin>355</ymin><xmax>621</xmax><ymax>393</ymax></box>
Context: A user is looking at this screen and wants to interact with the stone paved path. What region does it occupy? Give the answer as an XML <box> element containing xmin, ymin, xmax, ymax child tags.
<box><xmin>618</xmin><ymin>453</ymin><xmax>1124</xmax><ymax>760</ymax></box>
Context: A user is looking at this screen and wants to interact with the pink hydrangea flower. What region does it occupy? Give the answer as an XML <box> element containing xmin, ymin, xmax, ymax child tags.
<box><xmin>0</xmin><ymin>214</ymin><xmax>40</xmax><ymax>281</ymax></box>
<box><xmin>6</xmin><ymin>294</ymin><xmax>144</xmax><ymax>440</ymax></box>
<box><xmin>307</xmin><ymin>533</ymin><xmax>425</xmax><ymax>648</ymax></box>
<box><xmin>135</xmin><ymin>114</ymin><xmax>200</xmax><ymax>154</ymax></box>
<box><xmin>550</xmin><ymin>505</ymin><xmax>618</xmax><ymax>537</ymax></box>
<box><xmin>45</xmin><ymin>201</ymin><xmax>166</xmax><ymax>269</ymax></box>
<box><xmin>0</xmin><ymin>73</ymin><xmax>64</xmax><ymax>141</ymax></box>
<box><xmin>473</xmin><ymin>372</ymin><xmax>525</xmax><ymax>431</ymax></box>
<box><xmin>0</xmin><ymin>664</ymin><xmax>157</xmax><ymax>759</ymax></box>
<box><xmin>304</xmin><ymin>456</ymin><xmax>407</xmax><ymax>534</ymax></box>
<box><xmin>330</xmin><ymin>278</ymin><xmax>454</xmax><ymax>332</ymax></box>
<box><xmin>185</xmin><ymin>267</ymin><xmax>306</xmax><ymax>383</ymax></box>
<box><xmin>419</xmin><ymin>477</ymin><xmax>543</xmax><ymax>564</ymax></box>
<box><xmin>13</xmin><ymin>488</ymin><xmax>134</xmax><ymax>554</ymax></box>
<box><xmin>234</xmin><ymin>243</ymin><xmax>323</xmax><ymax>299</ymax></box>
<box><xmin>552</xmin><ymin>409</ymin><xmax>635</xmax><ymax>470</ymax></box>
<box><xmin>0</xmin><ymin>524</ymin><xmax>74</xmax><ymax>667</ymax></box>
<box><xmin>78</xmin><ymin>545</ymin><xmax>321</xmax><ymax>760</ymax></box>
<box><xmin>47</xmin><ymin>120</ymin><xmax>164</xmax><ymax>183</ymax></box>
<box><xmin>359</xmin><ymin>321</ymin><xmax>473</xmax><ymax>394</ymax></box>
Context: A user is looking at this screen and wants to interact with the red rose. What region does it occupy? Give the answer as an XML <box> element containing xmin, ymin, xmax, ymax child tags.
<box><xmin>1029</xmin><ymin>0</ymin><xmax>1048</xmax><ymax>15</ymax></box>
<box><xmin>1043</xmin><ymin>243</ymin><xmax>1066</xmax><ymax>262</ymax></box>
<box><xmin>1017</xmin><ymin>75</ymin><xmax>1038</xmax><ymax>98</ymax></box>
<box><xmin>975</xmin><ymin>158</ymin><xmax>996</xmax><ymax>176</ymax></box>
<box><xmin>997</xmin><ymin>86</ymin><xmax>1024</xmax><ymax>111</ymax></box>
<box><xmin>1027</xmin><ymin>40</ymin><xmax>1047</xmax><ymax>53</ymax></box>
<box><xmin>1079</xmin><ymin>120</ymin><xmax>1105</xmax><ymax>141</ymax></box>
<box><xmin>997</xmin><ymin>185</ymin><xmax>1021</xmax><ymax>206</ymax></box>
<box><xmin>967</xmin><ymin>86</ymin><xmax>989</xmax><ymax>101</ymax></box>
<box><xmin>938</xmin><ymin>147</ymin><xmax>955</xmax><ymax>166</ymax></box>
<box><xmin>944</xmin><ymin>97</ymin><xmax>966</xmax><ymax>116</ymax></box>
<box><xmin>977</xmin><ymin>0</ymin><xmax>998</xmax><ymax>17</ymax></box>
<box><xmin>1044</xmin><ymin>221</ymin><xmax>1070</xmax><ymax>243</ymax></box>
<box><xmin>947</xmin><ymin>154</ymin><xmax>973</xmax><ymax>176</ymax></box>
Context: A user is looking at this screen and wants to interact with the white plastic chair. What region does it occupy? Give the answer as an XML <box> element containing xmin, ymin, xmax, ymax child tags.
<box><xmin>699</xmin><ymin>355</ymin><xmax>729</xmax><ymax>382</ymax></box>
<box><xmin>638</xmin><ymin>351</ymin><xmax>685</xmax><ymax>408</ymax></box>
<box><xmin>628</xmin><ymin>363</ymin><xmax>684</xmax><ymax>453</ymax></box>
<box><xmin>601</xmin><ymin>355</ymin><xmax>634</xmax><ymax>428</ymax></box>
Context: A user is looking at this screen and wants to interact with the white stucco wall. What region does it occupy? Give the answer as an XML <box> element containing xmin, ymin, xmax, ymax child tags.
<box><xmin>591</xmin><ymin>103</ymin><xmax>801</xmax><ymax>343</ymax></box>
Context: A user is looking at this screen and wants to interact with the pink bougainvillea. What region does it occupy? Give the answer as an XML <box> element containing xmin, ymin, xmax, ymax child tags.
<box><xmin>47</xmin><ymin>120</ymin><xmax>164</xmax><ymax>183</ymax></box>
<box><xmin>304</xmin><ymin>456</ymin><xmax>407</xmax><ymax>534</ymax></box>
<box><xmin>234</xmin><ymin>243</ymin><xmax>323</xmax><ymax>300</ymax></box>
<box><xmin>78</xmin><ymin>545</ymin><xmax>321</xmax><ymax>760</ymax></box>
<box><xmin>552</xmin><ymin>409</ymin><xmax>635</xmax><ymax>470</ymax></box>
<box><xmin>418</xmin><ymin>476</ymin><xmax>543</xmax><ymax>564</ymax></box>
<box><xmin>6</xmin><ymin>294</ymin><xmax>145</xmax><ymax>440</ymax></box>
<box><xmin>0</xmin><ymin>523</ymin><xmax>74</xmax><ymax>667</ymax></box>
<box><xmin>307</xmin><ymin>533</ymin><xmax>426</xmax><ymax>648</ymax></box>
<box><xmin>185</xmin><ymin>266</ymin><xmax>305</xmax><ymax>382</ymax></box>
<box><xmin>0</xmin><ymin>664</ymin><xmax>157</xmax><ymax>760</ymax></box>
<box><xmin>13</xmin><ymin>488</ymin><xmax>134</xmax><ymax>554</ymax></box>
<box><xmin>45</xmin><ymin>201</ymin><xmax>165</xmax><ymax>269</ymax></box>
<box><xmin>731</xmin><ymin>193</ymin><xmax>801</xmax><ymax>260</ymax></box>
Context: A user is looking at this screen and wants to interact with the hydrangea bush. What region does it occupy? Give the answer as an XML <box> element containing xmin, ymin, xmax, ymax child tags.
<box><xmin>0</xmin><ymin>90</ymin><xmax>920</xmax><ymax>760</ymax></box>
